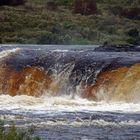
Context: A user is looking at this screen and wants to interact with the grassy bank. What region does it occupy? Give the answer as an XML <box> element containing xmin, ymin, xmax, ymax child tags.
<box><xmin>0</xmin><ymin>0</ymin><xmax>140</xmax><ymax>45</ymax></box>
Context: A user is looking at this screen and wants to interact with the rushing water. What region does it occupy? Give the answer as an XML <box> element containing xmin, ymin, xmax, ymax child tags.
<box><xmin>0</xmin><ymin>45</ymin><xmax>140</xmax><ymax>140</ymax></box>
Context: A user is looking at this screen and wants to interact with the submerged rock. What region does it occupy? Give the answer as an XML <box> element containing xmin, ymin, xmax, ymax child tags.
<box><xmin>94</xmin><ymin>44</ymin><xmax>140</xmax><ymax>52</ymax></box>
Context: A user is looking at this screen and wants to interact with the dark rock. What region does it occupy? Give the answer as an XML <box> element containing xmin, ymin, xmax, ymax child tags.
<box><xmin>0</xmin><ymin>0</ymin><xmax>25</xmax><ymax>6</ymax></box>
<box><xmin>94</xmin><ymin>44</ymin><xmax>140</xmax><ymax>52</ymax></box>
<box><xmin>109</xmin><ymin>6</ymin><xmax>140</xmax><ymax>20</ymax></box>
<box><xmin>121</xmin><ymin>7</ymin><xmax>140</xmax><ymax>20</ymax></box>
<box><xmin>73</xmin><ymin>0</ymin><xmax>98</xmax><ymax>15</ymax></box>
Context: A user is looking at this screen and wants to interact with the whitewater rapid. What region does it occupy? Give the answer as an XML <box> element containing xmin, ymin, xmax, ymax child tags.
<box><xmin>0</xmin><ymin>94</ymin><xmax>140</xmax><ymax>113</ymax></box>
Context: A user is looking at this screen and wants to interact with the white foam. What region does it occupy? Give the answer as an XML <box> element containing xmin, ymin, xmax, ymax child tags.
<box><xmin>0</xmin><ymin>94</ymin><xmax>140</xmax><ymax>114</ymax></box>
<box><xmin>52</xmin><ymin>49</ymin><xmax>69</xmax><ymax>52</ymax></box>
<box><xmin>0</xmin><ymin>48</ymin><xmax>20</xmax><ymax>59</ymax></box>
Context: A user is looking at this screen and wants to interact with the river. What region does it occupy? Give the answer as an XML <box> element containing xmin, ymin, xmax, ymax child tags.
<box><xmin>0</xmin><ymin>45</ymin><xmax>140</xmax><ymax>140</ymax></box>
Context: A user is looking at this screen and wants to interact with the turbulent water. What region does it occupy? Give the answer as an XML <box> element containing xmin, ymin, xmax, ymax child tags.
<box><xmin>0</xmin><ymin>45</ymin><xmax>140</xmax><ymax>140</ymax></box>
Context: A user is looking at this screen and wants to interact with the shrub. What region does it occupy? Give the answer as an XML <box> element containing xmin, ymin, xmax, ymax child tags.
<box><xmin>127</xmin><ymin>28</ymin><xmax>140</xmax><ymax>45</ymax></box>
<box><xmin>108</xmin><ymin>6</ymin><xmax>123</xmax><ymax>16</ymax></box>
<box><xmin>46</xmin><ymin>1</ymin><xmax>58</xmax><ymax>11</ymax></box>
<box><xmin>127</xmin><ymin>28</ymin><xmax>139</xmax><ymax>37</ymax></box>
<box><xmin>55</xmin><ymin>0</ymin><xmax>73</xmax><ymax>6</ymax></box>
<box><xmin>127</xmin><ymin>37</ymin><xmax>140</xmax><ymax>45</ymax></box>
<box><xmin>37</xmin><ymin>31</ymin><xmax>60</xmax><ymax>44</ymax></box>
<box><xmin>0</xmin><ymin>120</ymin><xmax>41</xmax><ymax>140</ymax></box>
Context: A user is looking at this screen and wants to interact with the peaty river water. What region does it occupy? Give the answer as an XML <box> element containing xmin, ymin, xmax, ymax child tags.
<box><xmin>0</xmin><ymin>45</ymin><xmax>140</xmax><ymax>140</ymax></box>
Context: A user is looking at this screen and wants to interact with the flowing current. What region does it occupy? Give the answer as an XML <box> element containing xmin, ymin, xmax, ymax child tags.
<box><xmin>0</xmin><ymin>45</ymin><xmax>140</xmax><ymax>140</ymax></box>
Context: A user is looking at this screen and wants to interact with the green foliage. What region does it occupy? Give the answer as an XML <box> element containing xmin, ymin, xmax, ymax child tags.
<box><xmin>0</xmin><ymin>120</ymin><xmax>41</xmax><ymax>140</ymax></box>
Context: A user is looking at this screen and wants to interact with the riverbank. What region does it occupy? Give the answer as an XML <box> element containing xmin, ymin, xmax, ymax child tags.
<box><xmin>0</xmin><ymin>0</ymin><xmax>140</xmax><ymax>45</ymax></box>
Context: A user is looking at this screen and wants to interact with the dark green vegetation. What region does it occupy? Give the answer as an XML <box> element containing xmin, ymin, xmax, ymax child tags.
<box><xmin>0</xmin><ymin>120</ymin><xmax>41</xmax><ymax>140</ymax></box>
<box><xmin>0</xmin><ymin>0</ymin><xmax>140</xmax><ymax>45</ymax></box>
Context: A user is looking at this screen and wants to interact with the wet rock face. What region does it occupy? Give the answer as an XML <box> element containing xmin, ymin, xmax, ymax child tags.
<box><xmin>73</xmin><ymin>0</ymin><xmax>98</xmax><ymax>15</ymax></box>
<box><xmin>83</xmin><ymin>64</ymin><xmax>140</xmax><ymax>102</ymax></box>
<box><xmin>0</xmin><ymin>0</ymin><xmax>25</xmax><ymax>6</ymax></box>
<box><xmin>0</xmin><ymin>65</ymin><xmax>52</xmax><ymax>96</ymax></box>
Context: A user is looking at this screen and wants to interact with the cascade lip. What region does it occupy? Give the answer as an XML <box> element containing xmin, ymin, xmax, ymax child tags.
<box><xmin>1</xmin><ymin>44</ymin><xmax>140</xmax><ymax>74</ymax></box>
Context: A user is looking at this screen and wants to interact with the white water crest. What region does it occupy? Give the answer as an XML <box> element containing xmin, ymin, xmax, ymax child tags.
<box><xmin>0</xmin><ymin>48</ymin><xmax>21</xmax><ymax>59</ymax></box>
<box><xmin>0</xmin><ymin>94</ymin><xmax>140</xmax><ymax>114</ymax></box>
